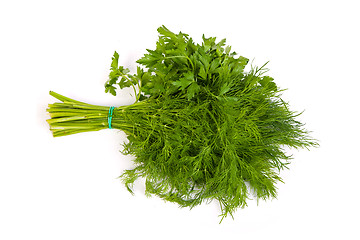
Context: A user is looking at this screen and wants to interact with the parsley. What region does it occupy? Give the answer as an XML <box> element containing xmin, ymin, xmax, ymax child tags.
<box><xmin>47</xmin><ymin>26</ymin><xmax>318</xmax><ymax>221</ymax></box>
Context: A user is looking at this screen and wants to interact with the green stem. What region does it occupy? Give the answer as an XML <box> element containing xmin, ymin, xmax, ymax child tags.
<box><xmin>118</xmin><ymin>74</ymin><xmax>141</xmax><ymax>103</ymax></box>
<box><xmin>47</xmin><ymin>91</ymin><xmax>133</xmax><ymax>137</ymax></box>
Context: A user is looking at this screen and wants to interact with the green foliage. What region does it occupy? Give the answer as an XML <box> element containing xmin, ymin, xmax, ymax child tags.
<box><xmin>47</xmin><ymin>25</ymin><xmax>318</xmax><ymax>221</ymax></box>
<box><xmin>105</xmin><ymin>51</ymin><xmax>140</xmax><ymax>99</ymax></box>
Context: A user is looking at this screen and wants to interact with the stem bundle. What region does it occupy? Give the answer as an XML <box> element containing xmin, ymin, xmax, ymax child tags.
<box><xmin>47</xmin><ymin>91</ymin><xmax>120</xmax><ymax>137</ymax></box>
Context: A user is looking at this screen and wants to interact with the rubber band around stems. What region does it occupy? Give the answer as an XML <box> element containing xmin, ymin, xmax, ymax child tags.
<box><xmin>108</xmin><ymin>106</ymin><xmax>115</xmax><ymax>129</ymax></box>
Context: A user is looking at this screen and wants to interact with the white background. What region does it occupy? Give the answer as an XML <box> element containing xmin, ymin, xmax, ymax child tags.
<box><xmin>1</xmin><ymin>0</ymin><xmax>359</xmax><ymax>239</ymax></box>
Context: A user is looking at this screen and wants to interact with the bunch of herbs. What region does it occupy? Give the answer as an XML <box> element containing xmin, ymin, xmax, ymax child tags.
<box><xmin>47</xmin><ymin>26</ymin><xmax>318</xmax><ymax>220</ymax></box>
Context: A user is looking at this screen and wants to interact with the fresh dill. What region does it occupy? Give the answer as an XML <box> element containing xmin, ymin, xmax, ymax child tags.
<box><xmin>47</xmin><ymin>26</ymin><xmax>318</xmax><ymax>221</ymax></box>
